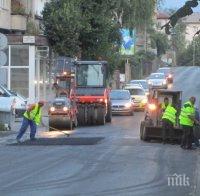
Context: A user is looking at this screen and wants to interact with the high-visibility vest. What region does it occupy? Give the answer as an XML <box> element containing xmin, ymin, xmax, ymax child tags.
<box><xmin>23</xmin><ymin>104</ymin><xmax>42</xmax><ymax>125</ymax></box>
<box><xmin>161</xmin><ymin>103</ymin><xmax>167</xmax><ymax>110</ymax></box>
<box><xmin>161</xmin><ymin>103</ymin><xmax>170</xmax><ymax>111</ymax></box>
<box><xmin>162</xmin><ymin>105</ymin><xmax>177</xmax><ymax>125</ymax></box>
<box><xmin>179</xmin><ymin>101</ymin><xmax>195</xmax><ymax>126</ymax></box>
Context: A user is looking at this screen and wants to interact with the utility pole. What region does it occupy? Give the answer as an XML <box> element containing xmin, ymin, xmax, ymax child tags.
<box><xmin>144</xmin><ymin>21</ymin><xmax>147</xmax><ymax>53</ymax></box>
<box><xmin>192</xmin><ymin>29</ymin><xmax>200</xmax><ymax>66</ymax></box>
<box><xmin>125</xmin><ymin>59</ymin><xmax>131</xmax><ymax>82</ymax></box>
<box><xmin>31</xmin><ymin>0</ymin><xmax>35</xmax><ymax>20</ymax></box>
<box><xmin>193</xmin><ymin>39</ymin><xmax>196</xmax><ymax>66</ymax></box>
<box><xmin>171</xmin><ymin>29</ymin><xmax>177</xmax><ymax>66</ymax></box>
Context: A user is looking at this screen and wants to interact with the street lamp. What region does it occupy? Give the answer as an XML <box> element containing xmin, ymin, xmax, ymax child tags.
<box><xmin>192</xmin><ymin>29</ymin><xmax>200</xmax><ymax>66</ymax></box>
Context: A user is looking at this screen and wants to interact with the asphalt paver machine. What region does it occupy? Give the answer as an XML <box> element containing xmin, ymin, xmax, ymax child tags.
<box><xmin>140</xmin><ymin>89</ymin><xmax>183</xmax><ymax>142</ymax></box>
<box><xmin>49</xmin><ymin>60</ymin><xmax>78</xmax><ymax>130</ymax></box>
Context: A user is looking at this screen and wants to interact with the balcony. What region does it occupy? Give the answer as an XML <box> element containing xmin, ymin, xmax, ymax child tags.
<box><xmin>11</xmin><ymin>14</ymin><xmax>27</xmax><ymax>31</ymax></box>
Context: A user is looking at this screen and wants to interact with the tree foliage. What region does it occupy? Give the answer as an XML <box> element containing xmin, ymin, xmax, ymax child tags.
<box><xmin>112</xmin><ymin>0</ymin><xmax>156</xmax><ymax>29</ymax></box>
<box><xmin>177</xmin><ymin>36</ymin><xmax>200</xmax><ymax>66</ymax></box>
<box><xmin>42</xmin><ymin>0</ymin><xmax>121</xmax><ymax>59</ymax></box>
<box><xmin>42</xmin><ymin>0</ymin><xmax>158</xmax><ymax>76</ymax></box>
<box><xmin>150</xmin><ymin>30</ymin><xmax>170</xmax><ymax>57</ymax></box>
<box><xmin>171</xmin><ymin>22</ymin><xmax>187</xmax><ymax>55</ymax></box>
<box><xmin>42</xmin><ymin>0</ymin><xmax>157</xmax><ymax>59</ymax></box>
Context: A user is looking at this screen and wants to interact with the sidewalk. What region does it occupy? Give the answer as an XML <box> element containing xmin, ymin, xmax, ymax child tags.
<box><xmin>0</xmin><ymin>117</ymin><xmax>49</xmax><ymax>145</ymax></box>
<box><xmin>0</xmin><ymin>120</ymin><xmax>21</xmax><ymax>138</ymax></box>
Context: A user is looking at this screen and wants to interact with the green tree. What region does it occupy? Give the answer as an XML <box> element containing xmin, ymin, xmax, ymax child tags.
<box><xmin>177</xmin><ymin>36</ymin><xmax>200</xmax><ymax>66</ymax></box>
<box><xmin>111</xmin><ymin>0</ymin><xmax>157</xmax><ymax>31</ymax></box>
<box><xmin>150</xmin><ymin>30</ymin><xmax>170</xmax><ymax>57</ymax></box>
<box><xmin>42</xmin><ymin>0</ymin><xmax>83</xmax><ymax>57</ymax></box>
<box><xmin>42</xmin><ymin>0</ymin><xmax>158</xmax><ymax>75</ymax></box>
<box><xmin>42</xmin><ymin>0</ymin><xmax>121</xmax><ymax>59</ymax></box>
<box><xmin>171</xmin><ymin>22</ymin><xmax>187</xmax><ymax>55</ymax></box>
<box><xmin>78</xmin><ymin>0</ymin><xmax>121</xmax><ymax>59</ymax></box>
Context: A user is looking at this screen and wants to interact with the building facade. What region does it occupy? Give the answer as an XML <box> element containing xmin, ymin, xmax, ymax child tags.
<box><xmin>0</xmin><ymin>0</ymin><xmax>50</xmax><ymax>103</ymax></box>
<box><xmin>182</xmin><ymin>13</ymin><xmax>200</xmax><ymax>44</ymax></box>
<box><xmin>0</xmin><ymin>0</ymin><xmax>11</xmax><ymax>32</ymax></box>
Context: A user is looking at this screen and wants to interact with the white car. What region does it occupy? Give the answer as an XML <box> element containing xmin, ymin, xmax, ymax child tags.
<box><xmin>147</xmin><ymin>73</ymin><xmax>167</xmax><ymax>89</ymax></box>
<box><xmin>129</xmin><ymin>79</ymin><xmax>150</xmax><ymax>96</ymax></box>
<box><xmin>0</xmin><ymin>85</ymin><xmax>27</xmax><ymax>117</ymax></box>
<box><xmin>125</xmin><ymin>85</ymin><xmax>148</xmax><ymax>110</ymax></box>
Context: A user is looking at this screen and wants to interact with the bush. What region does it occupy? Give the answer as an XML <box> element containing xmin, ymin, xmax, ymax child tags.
<box><xmin>11</xmin><ymin>0</ymin><xmax>26</xmax><ymax>15</ymax></box>
<box><xmin>0</xmin><ymin>123</ymin><xmax>6</xmax><ymax>131</ymax></box>
<box><xmin>26</xmin><ymin>20</ymin><xmax>40</xmax><ymax>35</ymax></box>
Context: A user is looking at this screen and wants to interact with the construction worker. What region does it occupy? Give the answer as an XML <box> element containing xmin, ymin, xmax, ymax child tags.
<box><xmin>16</xmin><ymin>101</ymin><xmax>45</xmax><ymax>143</ymax></box>
<box><xmin>161</xmin><ymin>97</ymin><xmax>170</xmax><ymax>112</ymax></box>
<box><xmin>179</xmin><ymin>97</ymin><xmax>196</xmax><ymax>150</ymax></box>
<box><xmin>162</xmin><ymin>99</ymin><xmax>177</xmax><ymax>144</ymax></box>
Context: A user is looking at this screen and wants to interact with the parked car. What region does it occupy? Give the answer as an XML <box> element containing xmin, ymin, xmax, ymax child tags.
<box><xmin>125</xmin><ymin>85</ymin><xmax>147</xmax><ymax>111</ymax></box>
<box><xmin>0</xmin><ymin>85</ymin><xmax>27</xmax><ymax>118</ymax></box>
<box><xmin>129</xmin><ymin>79</ymin><xmax>150</xmax><ymax>95</ymax></box>
<box><xmin>110</xmin><ymin>90</ymin><xmax>134</xmax><ymax>115</ymax></box>
<box><xmin>147</xmin><ymin>73</ymin><xmax>167</xmax><ymax>89</ymax></box>
<box><xmin>49</xmin><ymin>97</ymin><xmax>78</xmax><ymax>130</ymax></box>
<box><xmin>156</xmin><ymin>67</ymin><xmax>173</xmax><ymax>83</ymax></box>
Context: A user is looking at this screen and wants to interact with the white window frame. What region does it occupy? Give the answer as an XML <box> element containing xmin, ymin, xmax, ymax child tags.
<box><xmin>0</xmin><ymin>0</ymin><xmax>8</xmax><ymax>10</ymax></box>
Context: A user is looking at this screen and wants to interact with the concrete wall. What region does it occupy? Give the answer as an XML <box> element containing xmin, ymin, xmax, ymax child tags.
<box><xmin>19</xmin><ymin>0</ymin><xmax>49</xmax><ymax>16</ymax></box>
<box><xmin>11</xmin><ymin>14</ymin><xmax>26</xmax><ymax>31</ymax></box>
<box><xmin>0</xmin><ymin>0</ymin><xmax>11</xmax><ymax>30</ymax></box>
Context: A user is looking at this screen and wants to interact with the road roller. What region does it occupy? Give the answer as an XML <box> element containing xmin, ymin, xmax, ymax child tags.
<box><xmin>75</xmin><ymin>61</ymin><xmax>112</xmax><ymax>126</ymax></box>
<box><xmin>49</xmin><ymin>58</ymin><xmax>77</xmax><ymax>131</ymax></box>
<box><xmin>49</xmin><ymin>97</ymin><xmax>78</xmax><ymax>131</ymax></box>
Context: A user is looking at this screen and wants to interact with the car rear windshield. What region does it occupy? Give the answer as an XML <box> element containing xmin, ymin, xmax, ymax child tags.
<box><xmin>53</xmin><ymin>99</ymin><xmax>70</xmax><ymax>107</ymax></box>
<box><xmin>110</xmin><ymin>91</ymin><xmax>130</xmax><ymax>100</ymax></box>
<box><xmin>127</xmin><ymin>89</ymin><xmax>145</xmax><ymax>96</ymax></box>
<box><xmin>148</xmin><ymin>74</ymin><xmax>165</xmax><ymax>79</ymax></box>
<box><xmin>130</xmin><ymin>81</ymin><xmax>148</xmax><ymax>89</ymax></box>
<box><xmin>157</xmin><ymin>68</ymin><xmax>170</xmax><ymax>74</ymax></box>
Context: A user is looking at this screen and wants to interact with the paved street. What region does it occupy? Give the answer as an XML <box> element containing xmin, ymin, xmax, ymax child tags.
<box><xmin>0</xmin><ymin>66</ymin><xmax>200</xmax><ymax>196</ymax></box>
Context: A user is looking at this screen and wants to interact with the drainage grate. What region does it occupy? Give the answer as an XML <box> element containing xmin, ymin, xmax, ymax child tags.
<box><xmin>10</xmin><ymin>137</ymin><xmax>105</xmax><ymax>146</ymax></box>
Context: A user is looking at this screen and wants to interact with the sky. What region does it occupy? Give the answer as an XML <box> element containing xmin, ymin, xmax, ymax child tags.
<box><xmin>161</xmin><ymin>0</ymin><xmax>200</xmax><ymax>12</ymax></box>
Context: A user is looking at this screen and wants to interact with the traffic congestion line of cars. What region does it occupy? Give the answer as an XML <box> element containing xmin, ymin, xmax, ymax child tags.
<box><xmin>110</xmin><ymin>67</ymin><xmax>173</xmax><ymax>116</ymax></box>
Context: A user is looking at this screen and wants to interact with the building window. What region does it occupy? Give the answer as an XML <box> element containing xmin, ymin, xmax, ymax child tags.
<box><xmin>2</xmin><ymin>48</ymin><xmax>8</xmax><ymax>66</ymax></box>
<box><xmin>11</xmin><ymin>68</ymin><xmax>29</xmax><ymax>97</ymax></box>
<box><xmin>0</xmin><ymin>68</ymin><xmax>8</xmax><ymax>87</ymax></box>
<box><xmin>11</xmin><ymin>45</ymin><xmax>29</xmax><ymax>67</ymax></box>
<box><xmin>0</xmin><ymin>0</ymin><xmax>7</xmax><ymax>9</ymax></box>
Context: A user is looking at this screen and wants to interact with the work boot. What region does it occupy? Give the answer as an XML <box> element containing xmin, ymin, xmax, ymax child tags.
<box><xmin>163</xmin><ymin>140</ymin><xmax>166</xmax><ymax>145</ymax></box>
<box><xmin>30</xmin><ymin>138</ymin><xmax>37</xmax><ymax>141</ymax></box>
<box><xmin>170</xmin><ymin>140</ymin><xmax>176</xmax><ymax>145</ymax></box>
<box><xmin>187</xmin><ymin>146</ymin><xmax>196</xmax><ymax>150</ymax></box>
<box><xmin>16</xmin><ymin>138</ymin><xmax>21</xmax><ymax>144</ymax></box>
<box><xmin>181</xmin><ymin>145</ymin><xmax>186</xmax><ymax>149</ymax></box>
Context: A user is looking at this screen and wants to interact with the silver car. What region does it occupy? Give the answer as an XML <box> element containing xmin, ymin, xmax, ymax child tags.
<box><xmin>110</xmin><ymin>90</ymin><xmax>134</xmax><ymax>115</ymax></box>
<box><xmin>129</xmin><ymin>79</ymin><xmax>150</xmax><ymax>95</ymax></box>
<box><xmin>147</xmin><ymin>73</ymin><xmax>167</xmax><ymax>89</ymax></box>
